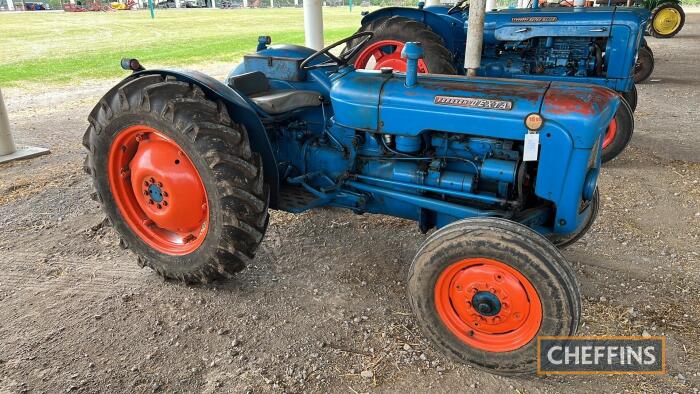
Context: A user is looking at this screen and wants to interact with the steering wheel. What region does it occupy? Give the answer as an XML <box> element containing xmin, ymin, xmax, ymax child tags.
<box><xmin>300</xmin><ymin>32</ymin><xmax>374</xmax><ymax>71</ymax></box>
<box><xmin>447</xmin><ymin>0</ymin><xmax>467</xmax><ymax>14</ymax></box>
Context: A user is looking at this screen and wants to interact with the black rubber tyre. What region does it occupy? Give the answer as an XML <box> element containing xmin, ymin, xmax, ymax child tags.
<box><xmin>650</xmin><ymin>2</ymin><xmax>685</xmax><ymax>38</ymax></box>
<box><xmin>621</xmin><ymin>84</ymin><xmax>638</xmax><ymax>113</ymax></box>
<box><xmin>547</xmin><ymin>188</ymin><xmax>599</xmax><ymax>248</ymax></box>
<box><xmin>602</xmin><ymin>98</ymin><xmax>635</xmax><ymax>163</ymax></box>
<box><xmin>83</xmin><ymin>74</ymin><xmax>269</xmax><ymax>283</ymax></box>
<box><xmin>634</xmin><ymin>46</ymin><xmax>655</xmax><ymax>84</ymax></box>
<box><xmin>408</xmin><ymin>218</ymin><xmax>581</xmax><ymax>375</ymax></box>
<box><xmin>344</xmin><ymin>16</ymin><xmax>458</xmax><ymax>75</ymax></box>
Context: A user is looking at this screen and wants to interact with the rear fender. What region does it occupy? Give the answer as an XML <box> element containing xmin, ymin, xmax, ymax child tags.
<box><xmin>131</xmin><ymin>69</ymin><xmax>280</xmax><ymax>207</ymax></box>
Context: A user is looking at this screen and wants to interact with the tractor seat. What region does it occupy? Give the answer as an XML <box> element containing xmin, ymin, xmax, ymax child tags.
<box><xmin>228</xmin><ymin>71</ymin><xmax>321</xmax><ymax>115</ymax></box>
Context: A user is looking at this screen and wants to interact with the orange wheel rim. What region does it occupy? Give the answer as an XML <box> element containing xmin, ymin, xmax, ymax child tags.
<box><xmin>354</xmin><ymin>39</ymin><xmax>429</xmax><ymax>73</ymax></box>
<box><xmin>603</xmin><ymin>118</ymin><xmax>617</xmax><ymax>149</ymax></box>
<box><xmin>434</xmin><ymin>258</ymin><xmax>542</xmax><ymax>352</ymax></box>
<box><xmin>108</xmin><ymin>125</ymin><xmax>209</xmax><ymax>255</ymax></box>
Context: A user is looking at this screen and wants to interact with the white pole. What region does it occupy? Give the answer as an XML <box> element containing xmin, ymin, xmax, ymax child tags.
<box><xmin>0</xmin><ymin>89</ymin><xmax>17</xmax><ymax>157</ymax></box>
<box><xmin>294</xmin><ymin>0</ymin><xmax>298</xmax><ymax>5</ymax></box>
<box><xmin>270</xmin><ymin>0</ymin><xmax>273</xmax><ymax>7</ymax></box>
<box><xmin>242</xmin><ymin>0</ymin><xmax>247</xmax><ymax>6</ymax></box>
<box><xmin>211</xmin><ymin>0</ymin><xmax>215</xmax><ymax>7</ymax></box>
<box><xmin>174</xmin><ymin>0</ymin><xmax>180</xmax><ymax>7</ymax></box>
<box><xmin>6</xmin><ymin>0</ymin><xmax>15</xmax><ymax>11</ymax></box>
<box><xmin>486</xmin><ymin>0</ymin><xmax>496</xmax><ymax>11</ymax></box>
<box><xmin>464</xmin><ymin>0</ymin><xmax>486</xmax><ymax>76</ymax></box>
<box><xmin>303</xmin><ymin>0</ymin><xmax>324</xmax><ymax>50</ymax></box>
<box><xmin>424</xmin><ymin>0</ymin><xmax>440</xmax><ymax>6</ymax></box>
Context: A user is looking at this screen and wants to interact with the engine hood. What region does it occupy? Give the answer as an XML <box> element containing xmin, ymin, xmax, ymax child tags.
<box><xmin>331</xmin><ymin>70</ymin><xmax>619</xmax><ymax>148</ymax></box>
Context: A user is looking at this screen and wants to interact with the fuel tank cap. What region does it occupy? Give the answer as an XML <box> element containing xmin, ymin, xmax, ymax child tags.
<box><xmin>380</xmin><ymin>67</ymin><xmax>393</xmax><ymax>75</ymax></box>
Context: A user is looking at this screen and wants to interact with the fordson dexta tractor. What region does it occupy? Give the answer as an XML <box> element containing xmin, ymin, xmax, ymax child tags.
<box><xmin>83</xmin><ymin>34</ymin><xmax>619</xmax><ymax>374</ymax></box>
<box><xmin>345</xmin><ymin>4</ymin><xmax>648</xmax><ymax>163</ymax></box>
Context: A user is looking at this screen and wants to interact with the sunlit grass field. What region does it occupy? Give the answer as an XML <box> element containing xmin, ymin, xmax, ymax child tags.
<box><xmin>0</xmin><ymin>8</ymin><xmax>365</xmax><ymax>85</ymax></box>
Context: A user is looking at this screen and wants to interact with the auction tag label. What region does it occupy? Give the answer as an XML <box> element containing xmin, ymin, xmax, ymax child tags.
<box><xmin>523</xmin><ymin>132</ymin><xmax>539</xmax><ymax>161</ymax></box>
<box><xmin>537</xmin><ymin>336</ymin><xmax>666</xmax><ymax>375</ymax></box>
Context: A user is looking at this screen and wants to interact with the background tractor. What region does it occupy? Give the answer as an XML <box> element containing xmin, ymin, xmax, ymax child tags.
<box><xmin>84</xmin><ymin>34</ymin><xmax>619</xmax><ymax>374</ymax></box>
<box><xmin>346</xmin><ymin>3</ymin><xmax>649</xmax><ymax>163</ymax></box>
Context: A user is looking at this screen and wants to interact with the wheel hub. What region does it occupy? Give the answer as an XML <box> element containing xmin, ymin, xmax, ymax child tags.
<box><xmin>108</xmin><ymin>125</ymin><xmax>209</xmax><ymax>255</ymax></box>
<box><xmin>434</xmin><ymin>258</ymin><xmax>542</xmax><ymax>352</ymax></box>
<box><xmin>654</xmin><ymin>8</ymin><xmax>681</xmax><ymax>35</ymax></box>
<box><xmin>472</xmin><ymin>291</ymin><xmax>501</xmax><ymax>317</ymax></box>
<box><xmin>354</xmin><ymin>40</ymin><xmax>429</xmax><ymax>73</ymax></box>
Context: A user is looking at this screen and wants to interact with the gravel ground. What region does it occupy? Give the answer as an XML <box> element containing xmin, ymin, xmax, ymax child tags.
<box><xmin>1</xmin><ymin>14</ymin><xmax>699</xmax><ymax>394</ymax></box>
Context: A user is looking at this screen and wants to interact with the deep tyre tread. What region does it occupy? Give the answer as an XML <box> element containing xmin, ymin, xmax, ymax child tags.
<box><xmin>408</xmin><ymin>218</ymin><xmax>581</xmax><ymax>375</ymax></box>
<box><xmin>547</xmin><ymin>188</ymin><xmax>599</xmax><ymax>248</ymax></box>
<box><xmin>345</xmin><ymin>16</ymin><xmax>457</xmax><ymax>75</ymax></box>
<box><xmin>634</xmin><ymin>46</ymin><xmax>655</xmax><ymax>84</ymax></box>
<box><xmin>83</xmin><ymin>74</ymin><xmax>269</xmax><ymax>283</ymax></box>
<box><xmin>602</xmin><ymin>98</ymin><xmax>634</xmax><ymax>163</ymax></box>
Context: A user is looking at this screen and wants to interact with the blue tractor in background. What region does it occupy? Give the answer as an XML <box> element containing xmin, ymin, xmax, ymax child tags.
<box><xmin>84</xmin><ymin>33</ymin><xmax>619</xmax><ymax>374</ymax></box>
<box><xmin>346</xmin><ymin>4</ymin><xmax>650</xmax><ymax>163</ymax></box>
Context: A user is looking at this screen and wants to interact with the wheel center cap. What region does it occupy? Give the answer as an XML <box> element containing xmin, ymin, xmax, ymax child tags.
<box><xmin>148</xmin><ymin>183</ymin><xmax>164</xmax><ymax>203</ymax></box>
<box><xmin>471</xmin><ymin>291</ymin><xmax>501</xmax><ymax>317</ymax></box>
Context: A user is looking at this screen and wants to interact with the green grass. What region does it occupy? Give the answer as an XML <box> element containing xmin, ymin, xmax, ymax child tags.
<box><xmin>0</xmin><ymin>8</ymin><xmax>364</xmax><ymax>86</ymax></box>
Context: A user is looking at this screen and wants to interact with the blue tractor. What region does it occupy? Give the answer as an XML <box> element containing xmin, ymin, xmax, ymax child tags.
<box><xmin>83</xmin><ymin>34</ymin><xmax>619</xmax><ymax>374</ymax></box>
<box><xmin>346</xmin><ymin>4</ymin><xmax>650</xmax><ymax>163</ymax></box>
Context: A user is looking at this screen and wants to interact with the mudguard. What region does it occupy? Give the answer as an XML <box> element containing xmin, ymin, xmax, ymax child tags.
<box><xmin>130</xmin><ymin>69</ymin><xmax>280</xmax><ymax>207</ymax></box>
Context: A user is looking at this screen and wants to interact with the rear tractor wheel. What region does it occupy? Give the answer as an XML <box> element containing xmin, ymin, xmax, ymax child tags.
<box><xmin>602</xmin><ymin>98</ymin><xmax>635</xmax><ymax>163</ymax></box>
<box><xmin>346</xmin><ymin>16</ymin><xmax>457</xmax><ymax>74</ymax></box>
<box><xmin>408</xmin><ymin>218</ymin><xmax>581</xmax><ymax>375</ymax></box>
<box><xmin>83</xmin><ymin>75</ymin><xmax>269</xmax><ymax>283</ymax></box>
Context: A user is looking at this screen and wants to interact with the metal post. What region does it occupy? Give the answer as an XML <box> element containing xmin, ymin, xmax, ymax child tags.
<box><xmin>464</xmin><ymin>0</ymin><xmax>486</xmax><ymax>76</ymax></box>
<box><xmin>0</xmin><ymin>90</ymin><xmax>16</xmax><ymax>157</ymax></box>
<box><xmin>294</xmin><ymin>0</ymin><xmax>297</xmax><ymax>5</ymax></box>
<box><xmin>486</xmin><ymin>0</ymin><xmax>496</xmax><ymax>11</ymax></box>
<box><xmin>211</xmin><ymin>0</ymin><xmax>215</xmax><ymax>7</ymax></box>
<box><xmin>6</xmin><ymin>0</ymin><xmax>15</xmax><ymax>11</ymax></box>
<box><xmin>0</xmin><ymin>88</ymin><xmax>50</xmax><ymax>164</ymax></box>
<box><xmin>243</xmin><ymin>0</ymin><xmax>247</xmax><ymax>7</ymax></box>
<box><xmin>270</xmin><ymin>0</ymin><xmax>273</xmax><ymax>7</ymax></box>
<box><xmin>174</xmin><ymin>0</ymin><xmax>180</xmax><ymax>7</ymax></box>
<box><xmin>303</xmin><ymin>0</ymin><xmax>324</xmax><ymax>50</ymax></box>
<box><xmin>424</xmin><ymin>0</ymin><xmax>440</xmax><ymax>6</ymax></box>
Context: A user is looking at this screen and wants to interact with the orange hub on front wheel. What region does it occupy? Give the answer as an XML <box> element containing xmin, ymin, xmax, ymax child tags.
<box><xmin>434</xmin><ymin>258</ymin><xmax>542</xmax><ymax>352</ymax></box>
<box><xmin>603</xmin><ymin>118</ymin><xmax>617</xmax><ymax>149</ymax></box>
<box><xmin>354</xmin><ymin>40</ymin><xmax>429</xmax><ymax>72</ymax></box>
<box><xmin>108</xmin><ymin>125</ymin><xmax>209</xmax><ymax>255</ymax></box>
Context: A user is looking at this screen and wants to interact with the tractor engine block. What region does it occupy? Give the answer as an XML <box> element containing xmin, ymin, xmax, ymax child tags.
<box><xmin>481</xmin><ymin>37</ymin><xmax>602</xmax><ymax>78</ymax></box>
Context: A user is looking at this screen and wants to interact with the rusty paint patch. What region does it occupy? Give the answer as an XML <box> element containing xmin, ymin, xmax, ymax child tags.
<box><xmin>544</xmin><ymin>85</ymin><xmax>618</xmax><ymax>116</ymax></box>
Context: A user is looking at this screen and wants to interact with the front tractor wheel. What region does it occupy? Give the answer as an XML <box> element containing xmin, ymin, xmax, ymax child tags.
<box><xmin>408</xmin><ymin>218</ymin><xmax>581</xmax><ymax>375</ymax></box>
<box><xmin>634</xmin><ymin>46</ymin><xmax>655</xmax><ymax>84</ymax></box>
<box><xmin>83</xmin><ymin>75</ymin><xmax>269</xmax><ymax>283</ymax></box>
<box><xmin>650</xmin><ymin>2</ymin><xmax>685</xmax><ymax>38</ymax></box>
<box><xmin>601</xmin><ymin>99</ymin><xmax>635</xmax><ymax>163</ymax></box>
